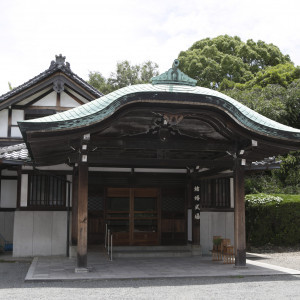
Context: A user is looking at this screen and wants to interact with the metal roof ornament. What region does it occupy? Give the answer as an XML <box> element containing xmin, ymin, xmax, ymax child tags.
<box><xmin>151</xmin><ymin>59</ymin><xmax>197</xmax><ymax>86</ymax></box>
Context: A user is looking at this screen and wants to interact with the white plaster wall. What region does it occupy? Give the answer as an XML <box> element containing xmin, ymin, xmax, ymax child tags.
<box><xmin>0</xmin><ymin>212</ymin><xmax>14</xmax><ymax>242</ymax></box>
<box><xmin>11</xmin><ymin>126</ymin><xmax>22</xmax><ymax>138</ymax></box>
<box><xmin>0</xmin><ymin>180</ymin><xmax>17</xmax><ymax>208</ymax></box>
<box><xmin>200</xmin><ymin>212</ymin><xmax>234</xmax><ymax>255</ymax></box>
<box><xmin>32</xmin><ymin>91</ymin><xmax>56</xmax><ymax>106</ymax></box>
<box><xmin>20</xmin><ymin>174</ymin><xmax>28</xmax><ymax>207</ymax></box>
<box><xmin>13</xmin><ymin>211</ymin><xmax>68</xmax><ymax>257</ymax></box>
<box><xmin>60</xmin><ymin>93</ymin><xmax>80</xmax><ymax>107</ymax></box>
<box><xmin>0</xmin><ymin>109</ymin><xmax>8</xmax><ymax>137</ymax></box>
<box><xmin>11</xmin><ymin>109</ymin><xmax>24</xmax><ymax>125</ymax></box>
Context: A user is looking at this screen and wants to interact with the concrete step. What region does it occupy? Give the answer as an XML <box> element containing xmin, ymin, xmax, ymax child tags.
<box><xmin>113</xmin><ymin>245</ymin><xmax>191</xmax><ymax>251</ymax></box>
<box><xmin>111</xmin><ymin>245</ymin><xmax>197</xmax><ymax>258</ymax></box>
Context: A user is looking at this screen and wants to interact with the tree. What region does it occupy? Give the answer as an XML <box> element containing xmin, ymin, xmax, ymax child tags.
<box><xmin>223</xmin><ymin>84</ymin><xmax>288</xmax><ymax>124</ymax></box>
<box><xmin>178</xmin><ymin>35</ymin><xmax>291</xmax><ymax>89</ymax></box>
<box><xmin>88</xmin><ymin>60</ymin><xmax>159</xmax><ymax>94</ymax></box>
<box><xmin>87</xmin><ymin>71</ymin><xmax>114</xmax><ymax>95</ymax></box>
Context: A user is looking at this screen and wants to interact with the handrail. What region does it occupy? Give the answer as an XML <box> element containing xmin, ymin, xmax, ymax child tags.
<box><xmin>104</xmin><ymin>224</ymin><xmax>113</xmax><ymax>261</ymax></box>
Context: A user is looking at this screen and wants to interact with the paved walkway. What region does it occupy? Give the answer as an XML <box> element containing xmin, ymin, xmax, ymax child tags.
<box><xmin>24</xmin><ymin>250</ymin><xmax>300</xmax><ymax>281</ymax></box>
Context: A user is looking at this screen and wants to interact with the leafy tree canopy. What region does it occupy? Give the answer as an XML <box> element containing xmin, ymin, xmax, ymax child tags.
<box><xmin>178</xmin><ymin>35</ymin><xmax>291</xmax><ymax>89</ymax></box>
<box><xmin>88</xmin><ymin>60</ymin><xmax>159</xmax><ymax>94</ymax></box>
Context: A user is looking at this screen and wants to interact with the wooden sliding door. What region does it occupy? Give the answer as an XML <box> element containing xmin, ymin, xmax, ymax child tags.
<box><xmin>106</xmin><ymin>188</ymin><xmax>159</xmax><ymax>246</ymax></box>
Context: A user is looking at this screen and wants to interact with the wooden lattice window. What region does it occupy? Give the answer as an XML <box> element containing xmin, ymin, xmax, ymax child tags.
<box><xmin>28</xmin><ymin>174</ymin><xmax>66</xmax><ymax>208</ymax></box>
<box><xmin>194</xmin><ymin>178</ymin><xmax>231</xmax><ymax>209</ymax></box>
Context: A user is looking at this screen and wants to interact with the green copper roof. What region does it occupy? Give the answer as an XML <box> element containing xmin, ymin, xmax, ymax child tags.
<box><xmin>151</xmin><ymin>59</ymin><xmax>197</xmax><ymax>86</ymax></box>
<box><xmin>19</xmin><ymin>83</ymin><xmax>300</xmax><ymax>140</ymax></box>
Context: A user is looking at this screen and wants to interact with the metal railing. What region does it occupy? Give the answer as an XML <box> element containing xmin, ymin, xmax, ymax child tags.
<box><xmin>104</xmin><ymin>224</ymin><xmax>113</xmax><ymax>261</ymax></box>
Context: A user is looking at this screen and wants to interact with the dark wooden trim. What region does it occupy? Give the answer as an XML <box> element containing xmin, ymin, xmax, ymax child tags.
<box><xmin>191</xmin><ymin>180</ymin><xmax>200</xmax><ymax>245</ymax></box>
<box><xmin>22</xmin><ymin>89</ymin><xmax>53</xmax><ymax>108</ymax></box>
<box><xmin>234</xmin><ymin>159</ymin><xmax>246</xmax><ymax>267</ymax></box>
<box><xmin>0</xmin><ymin>82</ymin><xmax>53</xmax><ymax>110</ymax></box>
<box><xmin>157</xmin><ymin>188</ymin><xmax>162</xmax><ymax>245</ymax></box>
<box><xmin>0</xmin><ymin>176</ymin><xmax>18</xmax><ymax>180</ymax></box>
<box><xmin>69</xmin><ymin>155</ymin><xmax>233</xmax><ymax>169</ymax></box>
<box><xmin>64</xmin><ymin>89</ymin><xmax>85</xmax><ymax>105</ymax></box>
<box><xmin>0</xmin><ymin>208</ymin><xmax>16</xmax><ymax>212</ymax></box>
<box><xmin>18</xmin><ymin>207</ymin><xmax>68</xmax><ymax>211</ymax></box>
<box><xmin>72</xmin><ymin>167</ymin><xmax>78</xmax><ymax>245</ymax></box>
<box><xmin>56</xmin><ymin>92</ymin><xmax>61</xmax><ymax>107</ymax></box>
<box><xmin>91</xmin><ymin>137</ymin><xmax>236</xmax><ymax>152</ymax></box>
<box><xmin>16</xmin><ymin>167</ymin><xmax>21</xmax><ymax>209</ymax></box>
<box><xmin>7</xmin><ymin>107</ymin><xmax>12</xmax><ymax>137</ymax></box>
<box><xmin>200</xmin><ymin>208</ymin><xmax>234</xmax><ymax>212</ymax></box>
<box><xmin>63</xmin><ymin>82</ymin><xmax>95</xmax><ymax>102</ymax></box>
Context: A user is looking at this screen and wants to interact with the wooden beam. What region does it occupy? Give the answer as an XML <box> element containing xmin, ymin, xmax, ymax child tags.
<box><xmin>71</xmin><ymin>167</ymin><xmax>78</xmax><ymax>245</ymax></box>
<box><xmin>76</xmin><ymin>163</ymin><xmax>88</xmax><ymax>269</ymax></box>
<box><xmin>64</xmin><ymin>89</ymin><xmax>86</xmax><ymax>105</ymax></box>
<box><xmin>90</xmin><ymin>138</ymin><xmax>236</xmax><ymax>152</ymax></box>
<box><xmin>190</xmin><ymin>181</ymin><xmax>200</xmax><ymax>245</ymax></box>
<box><xmin>234</xmin><ymin>158</ymin><xmax>246</xmax><ymax>267</ymax></box>
<box><xmin>69</xmin><ymin>154</ymin><xmax>233</xmax><ymax>169</ymax></box>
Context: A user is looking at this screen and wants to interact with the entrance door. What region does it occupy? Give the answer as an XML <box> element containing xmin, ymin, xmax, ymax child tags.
<box><xmin>106</xmin><ymin>188</ymin><xmax>159</xmax><ymax>246</ymax></box>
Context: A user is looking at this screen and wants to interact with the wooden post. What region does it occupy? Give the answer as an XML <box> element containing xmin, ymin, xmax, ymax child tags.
<box><xmin>71</xmin><ymin>167</ymin><xmax>78</xmax><ymax>245</ymax></box>
<box><xmin>77</xmin><ymin>163</ymin><xmax>88</xmax><ymax>270</ymax></box>
<box><xmin>190</xmin><ymin>181</ymin><xmax>200</xmax><ymax>245</ymax></box>
<box><xmin>234</xmin><ymin>159</ymin><xmax>246</xmax><ymax>267</ymax></box>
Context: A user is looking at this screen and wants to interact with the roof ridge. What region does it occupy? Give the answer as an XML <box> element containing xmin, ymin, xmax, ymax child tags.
<box><xmin>0</xmin><ymin>55</ymin><xmax>102</xmax><ymax>102</ymax></box>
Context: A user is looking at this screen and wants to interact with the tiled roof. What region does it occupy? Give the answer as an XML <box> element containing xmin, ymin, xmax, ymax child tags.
<box><xmin>0</xmin><ymin>143</ymin><xmax>30</xmax><ymax>162</ymax></box>
<box><xmin>0</xmin><ymin>55</ymin><xmax>102</xmax><ymax>102</ymax></box>
<box><xmin>19</xmin><ymin>84</ymin><xmax>300</xmax><ymax>141</ymax></box>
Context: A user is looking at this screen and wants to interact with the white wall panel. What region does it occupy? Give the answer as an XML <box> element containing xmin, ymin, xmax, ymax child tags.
<box><xmin>200</xmin><ymin>212</ymin><xmax>234</xmax><ymax>255</ymax></box>
<box><xmin>20</xmin><ymin>174</ymin><xmax>28</xmax><ymax>207</ymax></box>
<box><xmin>60</xmin><ymin>93</ymin><xmax>80</xmax><ymax>107</ymax></box>
<box><xmin>0</xmin><ymin>109</ymin><xmax>8</xmax><ymax>137</ymax></box>
<box><xmin>0</xmin><ymin>180</ymin><xmax>17</xmax><ymax>208</ymax></box>
<box><xmin>32</xmin><ymin>91</ymin><xmax>56</xmax><ymax>106</ymax></box>
<box><xmin>11</xmin><ymin>109</ymin><xmax>24</xmax><ymax>125</ymax></box>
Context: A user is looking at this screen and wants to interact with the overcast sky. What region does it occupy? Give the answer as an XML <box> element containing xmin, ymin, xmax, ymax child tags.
<box><xmin>0</xmin><ymin>0</ymin><xmax>299</xmax><ymax>95</ymax></box>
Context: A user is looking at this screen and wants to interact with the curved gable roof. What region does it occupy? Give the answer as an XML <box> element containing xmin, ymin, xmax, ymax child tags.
<box><xmin>19</xmin><ymin>83</ymin><xmax>300</xmax><ymax>142</ymax></box>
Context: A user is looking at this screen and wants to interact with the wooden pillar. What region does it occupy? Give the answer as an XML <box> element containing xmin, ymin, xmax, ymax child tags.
<box><xmin>234</xmin><ymin>159</ymin><xmax>246</xmax><ymax>267</ymax></box>
<box><xmin>77</xmin><ymin>163</ymin><xmax>88</xmax><ymax>269</ymax></box>
<box><xmin>189</xmin><ymin>180</ymin><xmax>200</xmax><ymax>245</ymax></box>
<box><xmin>71</xmin><ymin>167</ymin><xmax>78</xmax><ymax>245</ymax></box>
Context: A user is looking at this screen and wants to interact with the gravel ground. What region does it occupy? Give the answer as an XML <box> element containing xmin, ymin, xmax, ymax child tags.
<box><xmin>0</xmin><ymin>252</ymin><xmax>300</xmax><ymax>300</ymax></box>
<box><xmin>248</xmin><ymin>245</ymin><xmax>300</xmax><ymax>271</ymax></box>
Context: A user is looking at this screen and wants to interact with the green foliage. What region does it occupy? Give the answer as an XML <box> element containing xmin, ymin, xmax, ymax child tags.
<box><xmin>88</xmin><ymin>60</ymin><xmax>159</xmax><ymax>94</ymax></box>
<box><xmin>87</xmin><ymin>71</ymin><xmax>114</xmax><ymax>95</ymax></box>
<box><xmin>285</xmin><ymin>79</ymin><xmax>300</xmax><ymax>128</ymax></box>
<box><xmin>272</xmin><ymin>151</ymin><xmax>300</xmax><ymax>190</ymax></box>
<box><xmin>178</xmin><ymin>35</ymin><xmax>291</xmax><ymax>89</ymax></box>
<box><xmin>224</xmin><ymin>84</ymin><xmax>288</xmax><ymax>123</ymax></box>
<box><xmin>246</xmin><ymin>194</ymin><xmax>300</xmax><ymax>246</ymax></box>
<box><xmin>222</xmin><ymin>63</ymin><xmax>300</xmax><ymax>90</ymax></box>
<box><xmin>245</xmin><ymin>174</ymin><xmax>283</xmax><ymax>194</ymax></box>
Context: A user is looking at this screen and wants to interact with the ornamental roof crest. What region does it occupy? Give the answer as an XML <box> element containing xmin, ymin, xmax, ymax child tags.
<box><xmin>151</xmin><ymin>59</ymin><xmax>197</xmax><ymax>86</ymax></box>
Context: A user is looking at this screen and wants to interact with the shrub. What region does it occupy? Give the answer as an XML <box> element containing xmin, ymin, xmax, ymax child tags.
<box><xmin>246</xmin><ymin>194</ymin><xmax>300</xmax><ymax>246</ymax></box>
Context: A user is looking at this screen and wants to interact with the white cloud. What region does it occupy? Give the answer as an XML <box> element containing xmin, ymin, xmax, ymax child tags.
<box><xmin>1</xmin><ymin>0</ymin><xmax>300</xmax><ymax>95</ymax></box>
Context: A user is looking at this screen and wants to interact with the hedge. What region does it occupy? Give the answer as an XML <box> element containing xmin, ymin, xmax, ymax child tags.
<box><xmin>245</xmin><ymin>194</ymin><xmax>300</xmax><ymax>246</ymax></box>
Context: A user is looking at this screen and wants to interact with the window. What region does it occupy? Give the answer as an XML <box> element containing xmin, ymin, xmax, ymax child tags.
<box><xmin>28</xmin><ymin>174</ymin><xmax>66</xmax><ymax>208</ymax></box>
<box><xmin>193</xmin><ymin>178</ymin><xmax>231</xmax><ymax>209</ymax></box>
